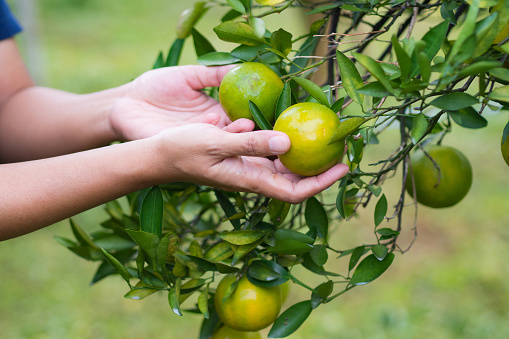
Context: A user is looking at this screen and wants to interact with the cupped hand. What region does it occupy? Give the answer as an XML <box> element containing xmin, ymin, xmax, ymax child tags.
<box><xmin>109</xmin><ymin>65</ymin><xmax>235</xmax><ymax>141</ymax></box>
<box><xmin>153</xmin><ymin>118</ymin><xmax>350</xmax><ymax>204</ymax></box>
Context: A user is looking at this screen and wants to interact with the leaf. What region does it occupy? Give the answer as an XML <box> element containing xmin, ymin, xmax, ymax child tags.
<box><xmin>348</xmin><ymin>245</ymin><xmax>366</xmax><ymax>272</ymax></box>
<box><xmin>489</xmin><ymin>67</ymin><xmax>509</xmax><ymax>82</ymax></box>
<box><xmin>457</xmin><ymin>61</ymin><xmax>501</xmax><ymax>80</ymax></box>
<box><xmin>197</xmin><ymin>52</ymin><xmax>240</xmax><ymax>66</ymax></box>
<box><xmin>371</xmin><ymin>244</ymin><xmax>389</xmax><ymax>261</ymax></box>
<box><xmin>311</xmin><ymin>280</ymin><xmax>333</xmax><ymax>309</ymax></box>
<box><xmin>268</xmin><ymin>198</ymin><xmax>291</xmax><ymax>226</ymax></box>
<box><xmin>489</xmin><ymin>85</ymin><xmax>509</xmax><ymax>103</ymax></box>
<box><xmin>336</xmin><ymin>50</ymin><xmax>364</xmax><ymax>105</ymax></box>
<box><xmin>204</xmin><ymin>241</ymin><xmax>234</xmax><ymax>262</ymax></box>
<box><xmin>226</xmin><ymin>0</ymin><xmax>246</xmax><ymax>13</ymax></box>
<box><xmin>213</xmin><ymin>21</ymin><xmax>265</xmax><ymax>46</ymax></box>
<box><xmin>218</xmin><ymin>230</ymin><xmax>266</xmax><ymax>245</ymax></box>
<box><xmin>410</xmin><ymin>113</ymin><xmax>428</xmax><ymax>144</ymax></box>
<box><xmin>349</xmin><ymin>253</ymin><xmax>395</xmax><ymax>286</ymax></box>
<box><xmin>392</xmin><ymin>35</ymin><xmax>412</xmax><ymax>82</ymax></box>
<box><xmin>376</xmin><ymin>228</ymin><xmax>400</xmax><ymax>240</ymax></box>
<box><xmin>367</xmin><ymin>185</ymin><xmax>382</xmax><ymax>197</ymax></box>
<box><xmin>305</xmin><ymin>197</ymin><xmax>329</xmax><ymax>239</ymax></box>
<box><xmin>176</xmin><ymin>2</ymin><xmax>208</xmax><ymax>39</ymax></box>
<box><xmin>429</xmin><ymin>93</ymin><xmax>478</xmax><ymax>111</ymax></box>
<box><xmin>126</xmin><ymin>230</ymin><xmax>160</xmax><ymax>261</ymax></box>
<box><xmin>374</xmin><ymin>194</ymin><xmax>387</xmax><ymax>227</ymax></box>
<box><xmin>275</xmin><ymin>229</ymin><xmax>314</xmax><ymax>244</ymax></box>
<box><xmin>422</xmin><ymin>21</ymin><xmax>448</xmax><ymax>61</ymax></box>
<box><xmin>309</xmin><ymin>244</ymin><xmax>328</xmax><ymax>267</ymax></box>
<box><xmin>331</xmin><ymin>97</ymin><xmax>345</xmax><ymax>113</ymax></box>
<box><xmin>328</xmin><ymin>117</ymin><xmax>366</xmax><ymax>145</ymax></box>
<box><xmin>249</xmin><ymin>100</ymin><xmax>273</xmax><ymax>130</ymax></box>
<box><xmin>198</xmin><ymin>302</ymin><xmax>221</xmax><ymax>339</ymax></box>
<box><xmin>214</xmin><ymin>190</ymin><xmax>240</xmax><ymax>230</ymax></box>
<box><xmin>291</xmin><ymin>76</ymin><xmax>331</xmax><ymax>107</ymax></box>
<box><xmin>271</xmin><ymin>28</ymin><xmax>293</xmax><ymax>57</ymax></box>
<box><xmin>198</xmin><ymin>284</ymin><xmax>210</xmax><ymax>319</ymax></box>
<box><xmin>124</xmin><ymin>281</ymin><xmax>159</xmax><ymax>300</ymax></box>
<box><xmin>417</xmin><ymin>51</ymin><xmax>431</xmax><ymax>83</ymax></box>
<box><xmin>503</xmin><ymin>121</ymin><xmax>509</xmax><ymax>144</ymax></box>
<box><xmin>249</xmin><ymin>16</ymin><xmax>266</xmax><ymax>39</ymax></box>
<box><xmin>70</xmin><ymin>219</ymin><xmax>99</xmax><ymax>250</ymax></box>
<box><xmin>305</xmin><ymin>4</ymin><xmax>340</xmax><ymax>15</ymax></box>
<box><xmin>248</xmin><ymin>261</ymin><xmax>281</xmax><ymax>281</ymax></box>
<box><xmin>140</xmin><ymin>186</ymin><xmax>163</xmax><ymax>238</ymax></box>
<box><xmin>336</xmin><ymin>184</ymin><xmax>347</xmax><ymax>219</ymax></box>
<box><xmin>166</xmin><ymin>38</ymin><xmax>185</xmax><ymax>67</ymax></box>
<box><xmin>152</xmin><ymin>51</ymin><xmax>164</xmax><ymax>69</ymax></box>
<box><xmin>356</xmin><ymin>82</ymin><xmax>391</xmax><ymax>97</ymax></box>
<box><xmin>268</xmin><ymin>301</ymin><xmax>313</xmax><ymax>338</ymax></box>
<box><xmin>448</xmin><ymin>107</ymin><xmax>488</xmax><ymax>129</ymax></box>
<box><xmin>168</xmin><ymin>278</ymin><xmax>183</xmax><ymax>316</ymax></box>
<box><xmin>247</xmin><ymin>260</ymin><xmax>289</xmax><ymax>287</ymax></box>
<box><xmin>192</xmin><ymin>28</ymin><xmax>216</xmax><ymax>57</ymax></box>
<box><xmin>231</xmin><ymin>239</ymin><xmax>263</xmax><ymax>265</ymax></box>
<box><xmin>353</xmin><ymin>52</ymin><xmax>393</xmax><ymax>93</ymax></box>
<box><xmin>100</xmin><ymin>248</ymin><xmax>131</xmax><ymax>284</ymax></box>
<box><xmin>267</xmin><ymin>239</ymin><xmax>313</xmax><ymax>255</ymax></box>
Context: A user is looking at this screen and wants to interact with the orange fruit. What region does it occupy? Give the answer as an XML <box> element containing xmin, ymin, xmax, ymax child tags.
<box><xmin>214</xmin><ymin>274</ymin><xmax>281</xmax><ymax>332</ymax></box>
<box><xmin>280</xmin><ymin>281</ymin><xmax>290</xmax><ymax>304</ymax></box>
<box><xmin>502</xmin><ymin>134</ymin><xmax>509</xmax><ymax>166</ymax></box>
<box><xmin>273</xmin><ymin>102</ymin><xmax>344</xmax><ymax>176</ymax></box>
<box><xmin>211</xmin><ymin>326</ymin><xmax>262</xmax><ymax>339</ymax></box>
<box><xmin>219</xmin><ymin>62</ymin><xmax>284</xmax><ymax>125</ymax></box>
<box><xmin>405</xmin><ymin>145</ymin><xmax>472</xmax><ymax>208</ymax></box>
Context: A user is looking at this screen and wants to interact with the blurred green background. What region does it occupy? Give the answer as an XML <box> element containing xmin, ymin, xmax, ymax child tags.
<box><xmin>1</xmin><ymin>1</ymin><xmax>509</xmax><ymax>338</ymax></box>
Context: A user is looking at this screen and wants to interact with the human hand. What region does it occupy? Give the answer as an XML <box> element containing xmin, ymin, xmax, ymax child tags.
<box><xmin>109</xmin><ymin>65</ymin><xmax>234</xmax><ymax>141</ymax></box>
<box><xmin>150</xmin><ymin>118</ymin><xmax>349</xmax><ymax>204</ymax></box>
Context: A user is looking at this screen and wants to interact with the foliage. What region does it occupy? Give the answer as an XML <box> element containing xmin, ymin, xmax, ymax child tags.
<box><xmin>57</xmin><ymin>0</ymin><xmax>509</xmax><ymax>338</ymax></box>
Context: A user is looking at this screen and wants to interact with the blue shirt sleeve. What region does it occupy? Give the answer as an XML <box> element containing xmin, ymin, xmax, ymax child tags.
<box><xmin>0</xmin><ymin>0</ymin><xmax>22</xmax><ymax>40</ymax></box>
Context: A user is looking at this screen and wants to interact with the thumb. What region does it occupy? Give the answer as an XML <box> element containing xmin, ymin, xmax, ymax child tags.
<box><xmin>220</xmin><ymin>130</ymin><xmax>290</xmax><ymax>158</ymax></box>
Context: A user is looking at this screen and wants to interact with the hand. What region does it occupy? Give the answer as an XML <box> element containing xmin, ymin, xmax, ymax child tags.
<box><xmin>109</xmin><ymin>65</ymin><xmax>234</xmax><ymax>141</ymax></box>
<box><xmin>152</xmin><ymin>118</ymin><xmax>349</xmax><ymax>204</ymax></box>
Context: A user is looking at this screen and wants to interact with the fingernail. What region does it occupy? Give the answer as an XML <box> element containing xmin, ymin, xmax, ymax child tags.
<box><xmin>269</xmin><ymin>136</ymin><xmax>289</xmax><ymax>154</ymax></box>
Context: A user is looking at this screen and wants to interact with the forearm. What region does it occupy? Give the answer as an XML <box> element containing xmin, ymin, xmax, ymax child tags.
<box><xmin>0</xmin><ymin>85</ymin><xmax>126</xmax><ymax>162</ymax></box>
<box><xmin>0</xmin><ymin>138</ymin><xmax>162</xmax><ymax>240</ymax></box>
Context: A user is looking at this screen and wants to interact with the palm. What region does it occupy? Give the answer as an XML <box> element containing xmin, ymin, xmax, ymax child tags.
<box><xmin>109</xmin><ymin>65</ymin><xmax>233</xmax><ymax>141</ymax></box>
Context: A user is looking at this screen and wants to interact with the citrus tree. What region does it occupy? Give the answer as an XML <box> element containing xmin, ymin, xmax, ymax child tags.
<box><xmin>56</xmin><ymin>0</ymin><xmax>509</xmax><ymax>338</ymax></box>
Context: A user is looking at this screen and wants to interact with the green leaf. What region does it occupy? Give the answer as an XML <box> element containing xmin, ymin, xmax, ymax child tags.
<box><xmin>367</xmin><ymin>185</ymin><xmax>382</xmax><ymax>197</ymax></box>
<box><xmin>305</xmin><ymin>4</ymin><xmax>340</xmax><ymax>15</ymax></box>
<box><xmin>268</xmin><ymin>239</ymin><xmax>313</xmax><ymax>255</ymax></box>
<box><xmin>168</xmin><ymin>278</ymin><xmax>183</xmax><ymax>316</ymax></box>
<box><xmin>331</xmin><ymin>97</ymin><xmax>345</xmax><ymax>113</ymax></box>
<box><xmin>291</xmin><ymin>77</ymin><xmax>331</xmax><ymax>107</ymax></box>
<box><xmin>336</xmin><ymin>50</ymin><xmax>364</xmax><ymax>105</ymax></box>
<box><xmin>448</xmin><ymin>107</ymin><xmax>488</xmax><ymax>129</ymax></box>
<box><xmin>192</xmin><ymin>28</ymin><xmax>216</xmax><ymax>57</ymax></box>
<box><xmin>268</xmin><ymin>301</ymin><xmax>313</xmax><ymax>338</ymax></box>
<box><xmin>348</xmin><ymin>245</ymin><xmax>366</xmax><ymax>272</ymax></box>
<box><xmin>336</xmin><ymin>183</ymin><xmax>347</xmax><ymax>219</ymax></box>
<box><xmin>140</xmin><ymin>186</ymin><xmax>163</xmax><ymax>238</ymax></box>
<box><xmin>213</xmin><ymin>21</ymin><xmax>265</xmax><ymax>46</ymax></box>
<box><xmin>249</xmin><ymin>16</ymin><xmax>266</xmax><ymax>39</ymax></box>
<box><xmin>126</xmin><ymin>230</ymin><xmax>160</xmax><ymax>261</ymax></box>
<box><xmin>356</xmin><ymin>82</ymin><xmax>391</xmax><ymax>97</ymax></box>
<box><xmin>275</xmin><ymin>82</ymin><xmax>292</xmax><ymax>120</ymax></box>
<box><xmin>166</xmin><ymin>38</ymin><xmax>185</xmax><ymax>67</ymax></box>
<box><xmin>249</xmin><ymin>100</ymin><xmax>273</xmax><ymax>130</ymax></box>
<box><xmin>371</xmin><ymin>244</ymin><xmax>388</xmax><ymax>261</ymax></box>
<box><xmin>430</xmin><ymin>93</ymin><xmax>478</xmax><ymax>111</ymax></box>
<box><xmin>489</xmin><ymin>85</ymin><xmax>509</xmax><ymax>103</ymax></box>
<box><xmin>374</xmin><ymin>194</ymin><xmax>387</xmax><ymax>227</ymax></box>
<box><xmin>218</xmin><ymin>230</ymin><xmax>266</xmax><ymax>245</ymax></box>
<box><xmin>198</xmin><ymin>284</ymin><xmax>210</xmax><ymax>319</ymax></box>
<box><xmin>417</xmin><ymin>51</ymin><xmax>431</xmax><ymax>83</ymax></box>
<box><xmin>152</xmin><ymin>51</ymin><xmax>164</xmax><ymax>69</ymax></box>
<box><xmin>328</xmin><ymin>117</ymin><xmax>366</xmax><ymax>145</ymax></box>
<box><xmin>176</xmin><ymin>2</ymin><xmax>208</xmax><ymax>39</ymax></box>
<box><xmin>198</xmin><ymin>302</ymin><xmax>221</xmax><ymax>339</ymax></box>
<box><xmin>100</xmin><ymin>248</ymin><xmax>131</xmax><ymax>284</ymax></box>
<box><xmin>309</xmin><ymin>244</ymin><xmax>328</xmax><ymax>267</ymax></box>
<box><xmin>214</xmin><ymin>190</ymin><xmax>240</xmax><ymax>229</ymax></box>
<box><xmin>457</xmin><ymin>61</ymin><xmax>501</xmax><ymax>80</ymax></box>
<box><xmin>248</xmin><ymin>261</ymin><xmax>281</xmax><ymax>281</ymax></box>
<box><xmin>503</xmin><ymin>121</ymin><xmax>509</xmax><ymax>144</ymax></box>
<box><xmin>275</xmin><ymin>229</ymin><xmax>314</xmax><ymax>245</ymax></box>
<box><xmin>422</xmin><ymin>21</ymin><xmax>448</xmax><ymax>61</ymax></box>
<box><xmin>376</xmin><ymin>228</ymin><xmax>400</xmax><ymax>239</ymax></box>
<box><xmin>197</xmin><ymin>52</ymin><xmax>240</xmax><ymax>66</ymax></box>
<box><xmin>268</xmin><ymin>198</ymin><xmax>291</xmax><ymax>226</ymax></box>
<box><xmin>349</xmin><ymin>253</ymin><xmax>395</xmax><ymax>286</ymax></box>
<box><xmin>410</xmin><ymin>113</ymin><xmax>428</xmax><ymax>145</ymax></box>
<box><xmin>226</xmin><ymin>0</ymin><xmax>246</xmax><ymax>13</ymax></box>
<box><xmin>305</xmin><ymin>197</ymin><xmax>329</xmax><ymax>239</ymax></box>
<box><xmin>70</xmin><ymin>219</ymin><xmax>99</xmax><ymax>250</ymax></box>
<box><xmin>392</xmin><ymin>35</ymin><xmax>412</xmax><ymax>82</ymax></box>
<box><xmin>474</xmin><ymin>11</ymin><xmax>499</xmax><ymax>57</ymax></box>
<box><xmin>271</xmin><ymin>28</ymin><xmax>293</xmax><ymax>57</ymax></box>
<box><xmin>247</xmin><ymin>260</ymin><xmax>289</xmax><ymax>287</ymax></box>
<box><xmin>231</xmin><ymin>239</ymin><xmax>263</xmax><ymax>266</ymax></box>
<box><xmin>204</xmin><ymin>241</ymin><xmax>234</xmax><ymax>262</ymax></box>
<box><xmin>490</xmin><ymin>67</ymin><xmax>509</xmax><ymax>82</ymax></box>
<box><xmin>353</xmin><ymin>52</ymin><xmax>393</xmax><ymax>93</ymax></box>
<box><xmin>124</xmin><ymin>281</ymin><xmax>159</xmax><ymax>300</ymax></box>
<box><xmin>311</xmin><ymin>280</ymin><xmax>333</xmax><ymax>309</ymax></box>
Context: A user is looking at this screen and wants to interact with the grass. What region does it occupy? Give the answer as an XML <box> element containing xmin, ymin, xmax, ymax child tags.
<box><xmin>1</xmin><ymin>1</ymin><xmax>509</xmax><ymax>338</ymax></box>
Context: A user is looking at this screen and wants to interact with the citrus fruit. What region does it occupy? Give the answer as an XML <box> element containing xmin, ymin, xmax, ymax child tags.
<box><xmin>405</xmin><ymin>145</ymin><xmax>472</xmax><ymax>208</ymax></box>
<box><xmin>211</xmin><ymin>326</ymin><xmax>261</xmax><ymax>339</ymax></box>
<box><xmin>219</xmin><ymin>62</ymin><xmax>284</xmax><ymax>125</ymax></box>
<box><xmin>255</xmin><ymin>0</ymin><xmax>286</xmax><ymax>5</ymax></box>
<box><xmin>273</xmin><ymin>102</ymin><xmax>344</xmax><ymax>176</ymax></box>
<box><xmin>502</xmin><ymin>134</ymin><xmax>509</xmax><ymax>166</ymax></box>
<box><xmin>280</xmin><ymin>281</ymin><xmax>290</xmax><ymax>303</ymax></box>
<box><xmin>214</xmin><ymin>274</ymin><xmax>281</xmax><ymax>332</ymax></box>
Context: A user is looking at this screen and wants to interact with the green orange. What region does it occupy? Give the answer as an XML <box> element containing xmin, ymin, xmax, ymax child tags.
<box><xmin>211</xmin><ymin>326</ymin><xmax>261</xmax><ymax>339</ymax></box>
<box><xmin>405</xmin><ymin>145</ymin><xmax>472</xmax><ymax>208</ymax></box>
<box><xmin>274</xmin><ymin>102</ymin><xmax>344</xmax><ymax>176</ymax></box>
<box><xmin>255</xmin><ymin>0</ymin><xmax>286</xmax><ymax>5</ymax></box>
<box><xmin>214</xmin><ymin>274</ymin><xmax>281</xmax><ymax>332</ymax></box>
<box><xmin>219</xmin><ymin>62</ymin><xmax>284</xmax><ymax>125</ymax></box>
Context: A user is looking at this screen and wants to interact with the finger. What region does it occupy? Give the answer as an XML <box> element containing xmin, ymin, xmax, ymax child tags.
<box><xmin>223</xmin><ymin>119</ymin><xmax>255</xmax><ymax>133</ymax></box>
<box><xmin>202</xmin><ymin>113</ymin><xmax>221</xmax><ymax>126</ymax></box>
<box><xmin>185</xmin><ymin>65</ymin><xmax>236</xmax><ymax>90</ymax></box>
<box><xmin>219</xmin><ymin>130</ymin><xmax>290</xmax><ymax>158</ymax></box>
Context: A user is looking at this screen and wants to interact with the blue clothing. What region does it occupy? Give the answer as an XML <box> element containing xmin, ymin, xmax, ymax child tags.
<box><xmin>0</xmin><ymin>0</ymin><xmax>22</xmax><ymax>40</ymax></box>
